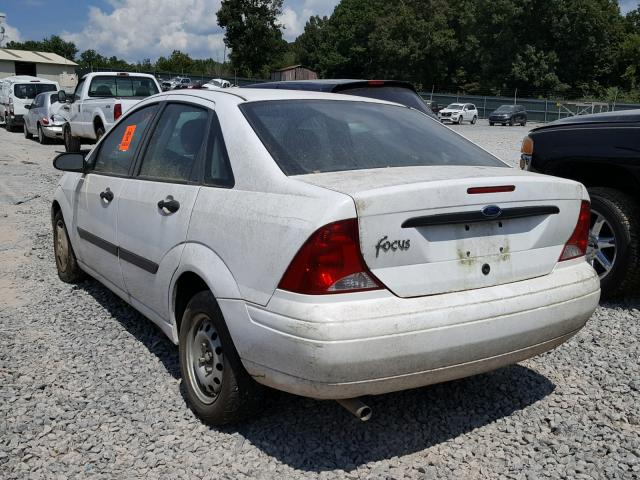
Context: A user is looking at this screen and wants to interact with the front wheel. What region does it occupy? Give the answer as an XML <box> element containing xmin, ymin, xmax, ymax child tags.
<box><xmin>489</xmin><ymin>122</ymin><xmax>494</xmax><ymax>126</ymax></box>
<box><xmin>24</xmin><ymin>123</ymin><xmax>32</xmax><ymax>139</ymax></box>
<box><xmin>471</xmin><ymin>116</ymin><xmax>477</xmax><ymax>125</ymax></box>
<box><xmin>587</xmin><ymin>187</ymin><xmax>640</xmax><ymax>298</ymax></box>
<box><xmin>521</xmin><ymin>120</ymin><xmax>527</xmax><ymax>127</ymax></box>
<box><xmin>179</xmin><ymin>291</ymin><xmax>264</xmax><ymax>425</ymax></box>
<box><xmin>509</xmin><ymin>118</ymin><xmax>514</xmax><ymax>126</ymax></box>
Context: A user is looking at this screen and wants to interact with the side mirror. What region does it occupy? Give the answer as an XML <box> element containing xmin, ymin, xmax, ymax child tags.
<box><xmin>24</xmin><ymin>104</ymin><xmax>31</xmax><ymax>110</ymax></box>
<box><xmin>58</xmin><ymin>90</ymin><xmax>67</xmax><ymax>103</ymax></box>
<box><xmin>53</xmin><ymin>152</ymin><xmax>85</xmax><ymax>172</ymax></box>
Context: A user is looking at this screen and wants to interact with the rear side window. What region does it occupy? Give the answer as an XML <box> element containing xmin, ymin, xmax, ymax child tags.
<box><xmin>91</xmin><ymin>104</ymin><xmax>158</xmax><ymax>175</ymax></box>
<box><xmin>13</xmin><ymin>83</ymin><xmax>56</xmax><ymax>99</ymax></box>
<box><xmin>89</xmin><ymin>76</ymin><xmax>159</xmax><ymax>98</ymax></box>
<box><xmin>241</xmin><ymin>100</ymin><xmax>506</xmax><ymax>176</ymax></box>
<box><xmin>204</xmin><ymin>114</ymin><xmax>234</xmax><ymax>188</ymax></box>
<box><xmin>138</xmin><ymin>103</ymin><xmax>207</xmax><ymax>182</ymax></box>
<box><xmin>338</xmin><ymin>86</ymin><xmax>431</xmax><ymax>115</ymax></box>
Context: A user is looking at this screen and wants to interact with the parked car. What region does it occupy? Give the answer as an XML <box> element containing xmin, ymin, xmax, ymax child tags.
<box><xmin>168</xmin><ymin>77</ymin><xmax>192</xmax><ymax>89</ymax></box>
<box><xmin>0</xmin><ymin>76</ymin><xmax>59</xmax><ymax>131</ymax></box>
<box><xmin>202</xmin><ymin>78</ymin><xmax>232</xmax><ymax>89</ymax></box>
<box><xmin>439</xmin><ymin>103</ymin><xmax>478</xmax><ymax>124</ymax></box>
<box><xmin>51</xmin><ymin>88</ymin><xmax>599</xmax><ymax>425</ymax></box>
<box><xmin>520</xmin><ymin>109</ymin><xmax>640</xmax><ymax>298</ymax></box>
<box><xmin>489</xmin><ymin>105</ymin><xmax>527</xmax><ymax>126</ymax></box>
<box><xmin>160</xmin><ymin>80</ymin><xmax>173</xmax><ymax>92</ymax></box>
<box><xmin>58</xmin><ymin>72</ymin><xmax>161</xmax><ymax>152</ymax></box>
<box><xmin>425</xmin><ymin>101</ymin><xmax>443</xmax><ymax>114</ymax></box>
<box><xmin>245</xmin><ymin>79</ymin><xmax>439</xmax><ymax>119</ymax></box>
<box><xmin>23</xmin><ymin>91</ymin><xmax>67</xmax><ymax>144</ymax></box>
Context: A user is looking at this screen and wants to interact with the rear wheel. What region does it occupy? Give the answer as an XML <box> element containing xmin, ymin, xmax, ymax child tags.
<box><xmin>587</xmin><ymin>187</ymin><xmax>640</xmax><ymax>298</ymax></box>
<box><xmin>471</xmin><ymin>116</ymin><xmax>477</xmax><ymax>125</ymax></box>
<box><xmin>53</xmin><ymin>210</ymin><xmax>84</xmax><ymax>283</ymax></box>
<box><xmin>179</xmin><ymin>291</ymin><xmax>264</xmax><ymax>425</ymax></box>
<box><xmin>521</xmin><ymin>119</ymin><xmax>527</xmax><ymax>127</ymax></box>
<box><xmin>24</xmin><ymin>123</ymin><xmax>32</xmax><ymax>139</ymax></box>
<box><xmin>489</xmin><ymin>122</ymin><xmax>494</xmax><ymax>126</ymax></box>
<box><xmin>37</xmin><ymin>124</ymin><xmax>49</xmax><ymax>144</ymax></box>
<box><xmin>64</xmin><ymin>125</ymin><xmax>81</xmax><ymax>152</ymax></box>
<box><xmin>95</xmin><ymin>125</ymin><xmax>105</xmax><ymax>142</ymax></box>
<box><xmin>509</xmin><ymin>117</ymin><xmax>515</xmax><ymax>126</ymax></box>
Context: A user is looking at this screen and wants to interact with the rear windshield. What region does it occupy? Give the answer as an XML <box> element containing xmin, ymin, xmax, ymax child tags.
<box><xmin>337</xmin><ymin>86</ymin><xmax>431</xmax><ymax>115</ymax></box>
<box><xmin>88</xmin><ymin>76</ymin><xmax>159</xmax><ymax>98</ymax></box>
<box><xmin>495</xmin><ymin>105</ymin><xmax>515</xmax><ymax>112</ymax></box>
<box><xmin>241</xmin><ymin>100</ymin><xmax>506</xmax><ymax>175</ymax></box>
<box><xmin>13</xmin><ymin>83</ymin><xmax>56</xmax><ymax>99</ymax></box>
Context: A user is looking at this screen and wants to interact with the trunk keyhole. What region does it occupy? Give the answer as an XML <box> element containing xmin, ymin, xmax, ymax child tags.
<box><xmin>482</xmin><ymin>264</ymin><xmax>491</xmax><ymax>275</ymax></box>
<box><xmin>465</xmin><ymin>225</ymin><xmax>470</xmax><ymax>231</ymax></box>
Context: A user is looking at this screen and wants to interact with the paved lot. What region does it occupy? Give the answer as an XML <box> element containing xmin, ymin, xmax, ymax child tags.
<box><xmin>0</xmin><ymin>122</ymin><xmax>638</xmax><ymax>479</ymax></box>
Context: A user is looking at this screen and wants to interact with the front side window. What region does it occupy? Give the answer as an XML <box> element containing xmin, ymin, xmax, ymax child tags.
<box><xmin>91</xmin><ymin>104</ymin><xmax>158</xmax><ymax>175</ymax></box>
<box><xmin>241</xmin><ymin>100</ymin><xmax>506</xmax><ymax>176</ymax></box>
<box><xmin>13</xmin><ymin>83</ymin><xmax>56</xmax><ymax>99</ymax></box>
<box><xmin>138</xmin><ymin>103</ymin><xmax>207</xmax><ymax>182</ymax></box>
<box><xmin>88</xmin><ymin>76</ymin><xmax>159</xmax><ymax>98</ymax></box>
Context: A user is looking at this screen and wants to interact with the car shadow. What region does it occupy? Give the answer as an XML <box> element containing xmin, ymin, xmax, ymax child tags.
<box><xmin>76</xmin><ymin>278</ymin><xmax>181</xmax><ymax>379</ymax></box>
<box><xmin>78</xmin><ymin>277</ymin><xmax>555</xmax><ymax>471</ymax></box>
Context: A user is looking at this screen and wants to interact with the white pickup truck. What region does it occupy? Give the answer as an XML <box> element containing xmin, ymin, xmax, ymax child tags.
<box><xmin>58</xmin><ymin>72</ymin><xmax>160</xmax><ymax>152</ymax></box>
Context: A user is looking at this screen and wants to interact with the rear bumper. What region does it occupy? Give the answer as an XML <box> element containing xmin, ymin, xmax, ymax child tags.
<box><xmin>42</xmin><ymin>125</ymin><xmax>63</xmax><ymax>138</ymax></box>
<box><xmin>223</xmin><ymin>260</ymin><xmax>599</xmax><ymax>399</ymax></box>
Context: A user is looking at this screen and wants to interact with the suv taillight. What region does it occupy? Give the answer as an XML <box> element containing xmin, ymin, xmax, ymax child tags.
<box><xmin>114</xmin><ymin>103</ymin><xmax>122</xmax><ymax>120</ymax></box>
<box><xmin>278</xmin><ymin>219</ymin><xmax>382</xmax><ymax>295</ymax></box>
<box><xmin>559</xmin><ymin>201</ymin><xmax>591</xmax><ymax>261</ymax></box>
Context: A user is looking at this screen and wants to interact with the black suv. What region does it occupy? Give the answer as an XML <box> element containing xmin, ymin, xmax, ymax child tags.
<box><xmin>521</xmin><ymin>110</ymin><xmax>640</xmax><ymax>298</ymax></box>
<box><xmin>244</xmin><ymin>80</ymin><xmax>437</xmax><ymax>119</ymax></box>
<box><xmin>489</xmin><ymin>105</ymin><xmax>527</xmax><ymax>126</ymax></box>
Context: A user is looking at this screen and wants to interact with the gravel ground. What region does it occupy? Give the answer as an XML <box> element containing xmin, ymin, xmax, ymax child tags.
<box><xmin>1</xmin><ymin>121</ymin><xmax>639</xmax><ymax>479</ymax></box>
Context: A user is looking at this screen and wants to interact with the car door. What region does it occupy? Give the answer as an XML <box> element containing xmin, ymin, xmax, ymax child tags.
<box><xmin>25</xmin><ymin>96</ymin><xmax>37</xmax><ymax>133</ymax></box>
<box><xmin>73</xmin><ymin>103</ymin><xmax>160</xmax><ymax>294</ymax></box>
<box><xmin>117</xmin><ymin>101</ymin><xmax>209</xmax><ymax>321</ymax></box>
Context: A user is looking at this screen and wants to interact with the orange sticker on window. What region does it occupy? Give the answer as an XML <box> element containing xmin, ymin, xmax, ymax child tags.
<box><xmin>118</xmin><ymin>125</ymin><xmax>137</xmax><ymax>151</ymax></box>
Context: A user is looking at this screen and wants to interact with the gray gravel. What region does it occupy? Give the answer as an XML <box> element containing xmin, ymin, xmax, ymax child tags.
<box><xmin>1</xmin><ymin>122</ymin><xmax>639</xmax><ymax>479</ymax></box>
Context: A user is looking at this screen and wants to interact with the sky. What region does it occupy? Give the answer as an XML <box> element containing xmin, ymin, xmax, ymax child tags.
<box><xmin>0</xmin><ymin>0</ymin><xmax>638</xmax><ymax>62</ymax></box>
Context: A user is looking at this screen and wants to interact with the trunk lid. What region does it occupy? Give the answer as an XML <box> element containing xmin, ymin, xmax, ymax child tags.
<box><xmin>296</xmin><ymin>166</ymin><xmax>586</xmax><ymax>297</ymax></box>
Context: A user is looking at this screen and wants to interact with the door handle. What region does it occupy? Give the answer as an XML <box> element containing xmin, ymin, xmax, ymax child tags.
<box><xmin>99</xmin><ymin>189</ymin><xmax>114</xmax><ymax>203</ymax></box>
<box><xmin>157</xmin><ymin>197</ymin><xmax>180</xmax><ymax>214</ymax></box>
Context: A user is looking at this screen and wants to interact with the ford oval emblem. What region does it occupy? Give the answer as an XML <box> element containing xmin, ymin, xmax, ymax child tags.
<box><xmin>482</xmin><ymin>205</ymin><xmax>502</xmax><ymax>218</ymax></box>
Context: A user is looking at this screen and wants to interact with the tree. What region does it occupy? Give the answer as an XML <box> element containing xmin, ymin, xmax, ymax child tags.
<box><xmin>217</xmin><ymin>0</ymin><xmax>287</xmax><ymax>77</ymax></box>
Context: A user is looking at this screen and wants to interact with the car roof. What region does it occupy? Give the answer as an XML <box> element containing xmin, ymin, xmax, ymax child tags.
<box><xmin>243</xmin><ymin>79</ymin><xmax>418</xmax><ymax>93</ymax></box>
<box><xmin>162</xmin><ymin>87</ymin><xmax>403</xmax><ymax>106</ymax></box>
<box><xmin>1</xmin><ymin>75</ymin><xmax>58</xmax><ymax>84</ymax></box>
<box><xmin>532</xmin><ymin>109</ymin><xmax>640</xmax><ymax>130</ymax></box>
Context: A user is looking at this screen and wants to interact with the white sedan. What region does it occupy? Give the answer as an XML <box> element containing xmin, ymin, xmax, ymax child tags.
<box><xmin>51</xmin><ymin>88</ymin><xmax>600</xmax><ymax>425</ymax></box>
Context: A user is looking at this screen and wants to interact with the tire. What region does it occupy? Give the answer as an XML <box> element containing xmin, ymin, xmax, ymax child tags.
<box><xmin>53</xmin><ymin>209</ymin><xmax>85</xmax><ymax>283</ymax></box>
<box><xmin>471</xmin><ymin>116</ymin><xmax>477</xmax><ymax>125</ymax></box>
<box><xmin>95</xmin><ymin>125</ymin><xmax>105</xmax><ymax>142</ymax></box>
<box><xmin>24</xmin><ymin>123</ymin><xmax>32</xmax><ymax>139</ymax></box>
<box><xmin>521</xmin><ymin>119</ymin><xmax>527</xmax><ymax>127</ymax></box>
<box><xmin>509</xmin><ymin>117</ymin><xmax>514</xmax><ymax>126</ymax></box>
<box><xmin>64</xmin><ymin>125</ymin><xmax>81</xmax><ymax>152</ymax></box>
<box><xmin>179</xmin><ymin>291</ymin><xmax>264</xmax><ymax>425</ymax></box>
<box><xmin>37</xmin><ymin>124</ymin><xmax>49</xmax><ymax>144</ymax></box>
<box><xmin>502</xmin><ymin>123</ymin><xmax>506</xmax><ymax>126</ymax></box>
<box><xmin>587</xmin><ymin>187</ymin><xmax>640</xmax><ymax>298</ymax></box>
<box><xmin>6</xmin><ymin>116</ymin><xmax>14</xmax><ymax>132</ymax></box>
<box><xmin>489</xmin><ymin>122</ymin><xmax>494</xmax><ymax>126</ymax></box>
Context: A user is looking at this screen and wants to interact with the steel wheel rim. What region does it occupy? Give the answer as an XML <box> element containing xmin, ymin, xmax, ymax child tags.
<box><xmin>587</xmin><ymin>208</ymin><xmax>616</xmax><ymax>280</ymax></box>
<box><xmin>185</xmin><ymin>313</ymin><xmax>224</xmax><ymax>404</ymax></box>
<box><xmin>55</xmin><ymin>220</ymin><xmax>70</xmax><ymax>271</ymax></box>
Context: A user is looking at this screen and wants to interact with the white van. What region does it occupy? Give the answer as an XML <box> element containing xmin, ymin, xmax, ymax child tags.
<box><xmin>0</xmin><ymin>76</ymin><xmax>60</xmax><ymax>131</ymax></box>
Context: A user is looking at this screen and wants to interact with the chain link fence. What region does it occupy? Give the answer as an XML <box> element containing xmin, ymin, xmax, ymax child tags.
<box><xmin>419</xmin><ymin>92</ymin><xmax>640</xmax><ymax>123</ymax></box>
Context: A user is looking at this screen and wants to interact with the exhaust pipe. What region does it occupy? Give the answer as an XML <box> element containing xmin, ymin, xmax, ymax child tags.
<box><xmin>336</xmin><ymin>398</ymin><xmax>372</xmax><ymax>422</ymax></box>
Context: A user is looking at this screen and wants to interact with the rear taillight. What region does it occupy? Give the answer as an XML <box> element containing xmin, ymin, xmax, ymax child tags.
<box><xmin>278</xmin><ymin>219</ymin><xmax>382</xmax><ymax>295</ymax></box>
<box><xmin>559</xmin><ymin>201</ymin><xmax>590</xmax><ymax>261</ymax></box>
<box><xmin>41</xmin><ymin>117</ymin><xmax>49</xmax><ymax>126</ymax></box>
<box><xmin>114</xmin><ymin>103</ymin><xmax>122</xmax><ymax>120</ymax></box>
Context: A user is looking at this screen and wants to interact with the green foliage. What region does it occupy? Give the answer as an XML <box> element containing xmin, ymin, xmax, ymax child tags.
<box><xmin>294</xmin><ymin>0</ymin><xmax>640</xmax><ymax>99</ymax></box>
<box><xmin>217</xmin><ymin>0</ymin><xmax>287</xmax><ymax>77</ymax></box>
